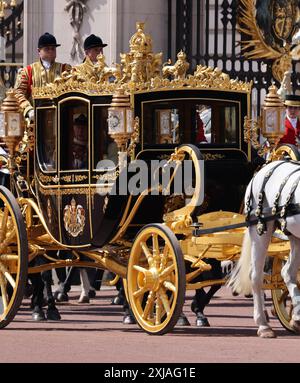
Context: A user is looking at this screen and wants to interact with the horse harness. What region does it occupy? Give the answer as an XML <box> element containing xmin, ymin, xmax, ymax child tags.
<box><xmin>246</xmin><ymin>160</ymin><xmax>300</xmax><ymax>236</ymax></box>
<box><xmin>192</xmin><ymin>159</ymin><xmax>300</xmax><ymax>238</ymax></box>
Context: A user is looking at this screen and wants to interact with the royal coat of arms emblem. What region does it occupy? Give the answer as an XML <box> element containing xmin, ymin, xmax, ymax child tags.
<box><xmin>63</xmin><ymin>197</ymin><xmax>86</xmax><ymax>237</ymax></box>
<box><xmin>238</xmin><ymin>0</ymin><xmax>299</xmax><ymax>82</ymax></box>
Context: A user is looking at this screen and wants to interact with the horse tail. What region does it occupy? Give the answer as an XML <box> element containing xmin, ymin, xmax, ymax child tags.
<box><xmin>227</xmin><ymin>229</ymin><xmax>252</xmax><ymax>296</ymax></box>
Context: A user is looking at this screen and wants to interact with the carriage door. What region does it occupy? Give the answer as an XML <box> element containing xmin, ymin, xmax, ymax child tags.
<box><xmin>58</xmin><ymin>97</ymin><xmax>91</xmax><ymax>246</ymax></box>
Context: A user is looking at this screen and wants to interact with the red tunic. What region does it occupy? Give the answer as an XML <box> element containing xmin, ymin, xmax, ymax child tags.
<box><xmin>278</xmin><ymin>118</ymin><xmax>300</xmax><ymax>146</ymax></box>
<box><xmin>195</xmin><ymin>115</ymin><xmax>207</xmax><ymax>143</ymax></box>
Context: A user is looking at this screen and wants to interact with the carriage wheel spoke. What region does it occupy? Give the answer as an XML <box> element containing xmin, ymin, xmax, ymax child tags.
<box><xmin>0</xmin><ymin>263</ymin><xmax>16</xmax><ymax>289</ymax></box>
<box><xmin>152</xmin><ymin>234</ymin><xmax>159</xmax><ymax>257</ymax></box>
<box><xmin>155</xmin><ymin>297</ymin><xmax>163</xmax><ymax>325</ymax></box>
<box><xmin>159</xmin><ymin>245</ymin><xmax>169</xmax><ymax>271</ymax></box>
<box><xmin>0</xmin><ymin>255</ymin><xmax>19</xmax><ymax>262</ymax></box>
<box><xmin>160</xmin><ymin>264</ymin><xmax>175</xmax><ymax>280</ymax></box>
<box><xmin>140</xmin><ymin>242</ymin><xmax>153</xmax><ymax>267</ymax></box>
<box><xmin>0</xmin><ymin>229</ymin><xmax>16</xmax><ymax>254</ymax></box>
<box><xmin>133</xmin><ymin>286</ymin><xmax>148</xmax><ymax>299</ymax></box>
<box><xmin>0</xmin><ymin>273</ymin><xmax>8</xmax><ymax>311</ymax></box>
<box><xmin>163</xmin><ymin>280</ymin><xmax>176</xmax><ymax>293</ymax></box>
<box><xmin>142</xmin><ymin>291</ymin><xmax>155</xmax><ymax>320</ymax></box>
<box><xmin>158</xmin><ymin>288</ymin><xmax>171</xmax><ymax>315</ymax></box>
<box><xmin>0</xmin><ymin>208</ymin><xmax>9</xmax><ymax>243</ymax></box>
<box><xmin>133</xmin><ymin>265</ymin><xmax>148</xmax><ymax>274</ymax></box>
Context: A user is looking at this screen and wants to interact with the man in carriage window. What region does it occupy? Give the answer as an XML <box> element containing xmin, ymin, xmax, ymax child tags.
<box><xmin>14</xmin><ymin>33</ymin><xmax>71</xmax><ymax>121</ymax></box>
<box><xmin>72</xmin><ymin>114</ymin><xmax>88</xmax><ymax>169</ymax></box>
<box><xmin>278</xmin><ymin>94</ymin><xmax>300</xmax><ymax>146</ymax></box>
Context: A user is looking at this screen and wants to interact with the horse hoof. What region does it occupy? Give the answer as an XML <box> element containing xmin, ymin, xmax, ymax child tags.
<box><xmin>176</xmin><ymin>313</ymin><xmax>191</xmax><ymax>326</ymax></box>
<box><xmin>123</xmin><ymin>314</ymin><xmax>136</xmax><ymax>325</ymax></box>
<box><xmin>257</xmin><ymin>327</ymin><xmax>276</xmax><ymax>338</ymax></box>
<box><xmin>78</xmin><ymin>294</ymin><xmax>90</xmax><ymax>304</ymax></box>
<box><xmin>56</xmin><ymin>292</ymin><xmax>69</xmax><ymax>302</ymax></box>
<box><xmin>111</xmin><ymin>296</ymin><xmax>124</xmax><ymax>305</ymax></box>
<box><xmin>290</xmin><ymin>319</ymin><xmax>300</xmax><ymax>333</ymax></box>
<box><xmin>46</xmin><ymin>308</ymin><xmax>61</xmax><ymax>321</ymax></box>
<box><xmin>32</xmin><ymin>309</ymin><xmax>46</xmax><ymax>321</ymax></box>
<box><xmin>196</xmin><ymin>314</ymin><xmax>210</xmax><ymax>327</ymax></box>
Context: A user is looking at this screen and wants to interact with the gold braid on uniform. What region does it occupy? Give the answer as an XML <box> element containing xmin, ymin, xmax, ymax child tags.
<box><xmin>15</xmin><ymin>61</ymin><xmax>71</xmax><ymax>117</ymax></box>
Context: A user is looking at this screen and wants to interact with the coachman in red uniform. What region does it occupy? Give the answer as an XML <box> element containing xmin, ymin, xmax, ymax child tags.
<box><xmin>278</xmin><ymin>94</ymin><xmax>300</xmax><ymax>146</ymax></box>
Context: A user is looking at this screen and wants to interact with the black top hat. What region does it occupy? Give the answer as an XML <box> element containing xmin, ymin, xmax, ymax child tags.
<box><xmin>284</xmin><ymin>94</ymin><xmax>300</xmax><ymax>107</ymax></box>
<box><xmin>38</xmin><ymin>33</ymin><xmax>61</xmax><ymax>48</ymax></box>
<box><xmin>84</xmin><ymin>34</ymin><xmax>108</xmax><ymax>50</ymax></box>
<box><xmin>74</xmin><ymin>114</ymin><xmax>88</xmax><ymax>125</ymax></box>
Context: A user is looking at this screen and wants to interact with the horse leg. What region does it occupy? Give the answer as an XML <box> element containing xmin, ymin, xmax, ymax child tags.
<box><xmin>29</xmin><ymin>273</ymin><xmax>46</xmax><ymax>321</ymax></box>
<box><xmin>41</xmin><ymin>270</ymin><xmax>61</xmax><ymax>320</ymax></box>
<box><xmin>55</xmin><ymin>266</ymin><xmax>77</xmax><ymax>302</ymax></box>
<box><xmin>78</xmin><ymin>268</ymin><xmax>91</xmax><ymax>303</ymax></box>
<box><xmin>281</xmin><ymin>235</ymin><xmax>300</xmax><ymax>333</ymax></box>
<box><xmin>250</xmin><ymin>224</ymin><xmax>276</xmax><ymax>338</ymax></box>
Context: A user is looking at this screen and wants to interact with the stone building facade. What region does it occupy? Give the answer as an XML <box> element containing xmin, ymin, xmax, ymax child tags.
<box><xmin>24</xmin><ymin>0</ymin><xmax>169</xmax><ymax>67</ymax></box>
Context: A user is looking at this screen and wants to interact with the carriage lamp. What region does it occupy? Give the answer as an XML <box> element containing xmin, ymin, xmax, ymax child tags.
<box><xmin>0</xmin><ymin>89</ymin><xmax>24</xmax><ymax>170</ymax></box>
<box><xmin>108</xmin><ymin>87</ymin><xmax>134</xmax><ymax>168</ymax></box>
<box><xmin>261</xmin><ymin>84</ymin><xmax>286</xmax><ymax>147</ymax></box>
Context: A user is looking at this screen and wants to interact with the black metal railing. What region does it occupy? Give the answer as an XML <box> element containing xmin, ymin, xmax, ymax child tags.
<box><xmin>0</xmin><ymin>1</ymin><xmax>23</xmax><ymax>88</ymax></box>
<box><xmin>167</xmin><ymin>0</ymin><xmax>275</xmax><ymax>115</ymax></box>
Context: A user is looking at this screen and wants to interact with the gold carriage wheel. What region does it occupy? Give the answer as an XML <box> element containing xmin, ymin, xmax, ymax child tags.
<box><xmin>0</xmin><ymin>186</ymin><xmax>28</xmax><ymax>329</ymax></box>
<box><xmin>273</xmin><ymin>144</ymin><xmax>300</xmax><ymax>162</ymax></box>
<box><xmin>271</xmin><ymin>256</ymin><xmax>300</xmax><ymax>333</ymax></box>
<box><xmin>127</xmin><ymin>223</ymin><xmax>185</xmax><ymax>335</ymax></box>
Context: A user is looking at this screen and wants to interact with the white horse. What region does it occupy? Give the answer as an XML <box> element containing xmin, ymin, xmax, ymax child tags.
<box><xmin>228</xmin><ymin>160</ymin><xmax>300</xmax><ymax>338</ymax></box>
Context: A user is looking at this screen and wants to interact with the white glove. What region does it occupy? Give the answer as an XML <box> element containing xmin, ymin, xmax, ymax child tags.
<box><xmin>27</xmin><ymin>109</ymin><xmax>35</xmax><ymax>122</ymax></box>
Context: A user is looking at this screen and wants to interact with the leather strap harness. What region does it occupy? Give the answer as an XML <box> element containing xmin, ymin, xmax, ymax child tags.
<box><xmin>193</xmin><ymin>160</ymin><xmax>300</xmax><ymax>237</ymax></box>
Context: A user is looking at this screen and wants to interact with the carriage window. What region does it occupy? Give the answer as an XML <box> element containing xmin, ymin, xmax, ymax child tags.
<box><xmin>194</xmin><ymin>103</ymin><xmax>237</xmax><ymax>145</ymax></box>
<box><xmin>195</xmin><ymin>105</ymin><xmax>211</xmax><ymax>143</ymax></box>
<box><xmin>195</xmin><ymin>104</ymin><xmax>237</xmax><ymax>144</ymax></box>
<box><xmin>142</xmin><ymin>100</ymin><xmax>238</xmax><ymax>146</ymax></box>
<box><xmin>60</xmin><ymin>100</ymin><xmax>89</xmax><ymax>171</ymax></box>
<box><xmin>155</xmin><ymin>109</ymin><xmax>180</xmax><ymax>145</ymax></box>
<box><xmin>37</xmin><ymin>108</ymin><xmax>56</xmax><ymax>172</ymax></box>
<box><xmin>94</xmin><ymin>106</ymin><xmax>118</xmax><ymax>170</ymax></box>
<box><xmin>143</xmin><ymin>108</ymin><xmax>180</xmax><ymax>145</ymax></box>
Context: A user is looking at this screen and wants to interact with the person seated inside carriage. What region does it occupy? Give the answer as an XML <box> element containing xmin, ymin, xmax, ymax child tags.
<box><xmin>71</xmin><ymin>114</ymin><xmax>88</xmax><ymax>169</ymax></box>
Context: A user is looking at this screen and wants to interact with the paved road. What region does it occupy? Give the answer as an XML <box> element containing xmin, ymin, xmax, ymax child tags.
<box><xmin>1</xmin><ymin>286</ymin><xmax>300</xmax><ymax>364</ymax></box>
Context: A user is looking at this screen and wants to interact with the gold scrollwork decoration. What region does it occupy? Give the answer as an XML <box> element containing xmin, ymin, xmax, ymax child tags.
<box><xmin>39</xmin><ymin>187</ymin><xmax>89</xmax><ymax>196</ymax></box>
<box><xmin>32</xmin><ymin>22</ymin><xmax>252</xmax><ymax>99</ymax></box>
<box><xmin>61</xmin><ymin>175</ymin><xmax>72</xmax><ymax>183</ymax></box>
<box><xmin>93</xmin><ymin>171</ymin><xmax>119</xmax><ymax>183</ymax></box>
<box><xmin>39</xmin><ymin>174</ymin><xmax>57</xmax><ymax>184</ymax></box>
<box><xmin>201</xmin><ymin>154</ymin><xmax>226</xmax><ymax>161</ymax></box>
<box><xmin>75</xmin><ymin>175</ymin><xmax>88</xmax><ymax>182</ymax></box>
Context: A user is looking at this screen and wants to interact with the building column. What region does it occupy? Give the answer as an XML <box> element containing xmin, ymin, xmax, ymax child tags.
<box><xmin>23</xmin><ymin>0</ymin><xmax>44</xmax><ymax>65</ymax></box>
